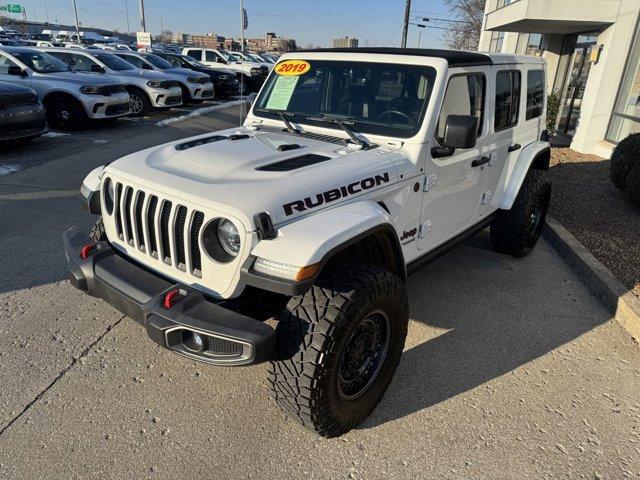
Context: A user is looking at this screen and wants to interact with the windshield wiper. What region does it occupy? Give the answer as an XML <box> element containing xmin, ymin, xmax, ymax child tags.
<box><xmin>254</xmin><ymin>108</ymin><xmax>300</xmax><ymax>134</ymax></box>
<box><xmin>305</xmin><ymin>114</ymin><xmax>369</xmax><ymax>148</ymax></box>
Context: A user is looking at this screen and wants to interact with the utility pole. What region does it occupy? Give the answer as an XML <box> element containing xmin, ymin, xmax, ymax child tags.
<box><xmin>124</xmin><ymin>0</ymin><xmax>130</xmax><ymax>34</ymax></box>
<box><xmin>401</xmin><ymin>0</ymin><xmax>411</xmax><ymax>48</ymax></box>
<box><xmin>44</xmin><ymin>0</ymin><xmax>49</xmax><ymax>23</ymax></box>
<box><xmin>240</xmin><ymin>0</ymin><xmax>245</xmax><ymax>52</ymax></box>
<box><xmin>71</xmin><ymin>0</ymin><xmax>81</xmax><ymax>43</ymax></box>
<box><xmin>138</xmin><ymin>0</ymin><xmax>146</xmax><ymax>32</ymax></box>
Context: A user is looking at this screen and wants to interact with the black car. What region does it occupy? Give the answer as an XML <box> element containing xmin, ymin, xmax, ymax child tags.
<box><xmin>154</xmin><ymin>53</ymin><xmax>240</xmax><ymax>99</ymax></box>
<box><xmin>0</xmin><ymin>81</ymin><xmax>48</xmax><ymax>143</ymax></box>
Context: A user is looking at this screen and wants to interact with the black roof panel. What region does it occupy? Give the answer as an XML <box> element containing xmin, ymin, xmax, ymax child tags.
<box><xmin>296</xmin><ymin>48</ymin><xmax>493</xmax><ymax>67</ymax></box>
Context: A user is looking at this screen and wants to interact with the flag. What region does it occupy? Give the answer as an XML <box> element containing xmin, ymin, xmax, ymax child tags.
<box><xmin>243</xmin><ymin>8</ymin><xmax>248</xmax><ymax>30</ymax></box>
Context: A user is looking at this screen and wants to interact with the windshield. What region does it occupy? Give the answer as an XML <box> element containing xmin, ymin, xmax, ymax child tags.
<box><xmin>247</xmin><ymin>54</ymin><xmax>264</xmax><ymax>62</ymax></box>
<box><xmin>218</xmin><ymin>50</ymin><xmax>236</xmax><ymax>62</ymax></box>
<box><xmin>94</xmin><ymin>53</ymin><xmax>135</xmax><ymax>71</ymax></box>
<box><xmin>254</xmin><ymin>60</ymin><xmax>436</xmax><ymax>138</ymax></box>
<box><xmin>13</xmin><ymin>51</ymin><xmax>71</xmax><ymax>73</ymax></box>
<box><xmin>143</xmin><ymin>53</ymin><xmax>173</xmax><ymax>69</ymax></box>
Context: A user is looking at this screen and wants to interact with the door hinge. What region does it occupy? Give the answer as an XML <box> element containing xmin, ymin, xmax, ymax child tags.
<box><xmin>423</xmin><ymin>174</ymin><xmax>437</xmax><ymax>192</ymax></box>
<box><xmin>418</xmin><ymin>221</ymin><xmax>432</xmax><ymax>239</ymax></box>
<box><xmin>481</xmin><ymin>190</ymin><xmax>492</xmax><ymax>206</ymax></box>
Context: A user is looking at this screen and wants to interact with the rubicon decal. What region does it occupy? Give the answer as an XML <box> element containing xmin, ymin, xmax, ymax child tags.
<box><xmin>283</xmin><ymin>173</ymin><xmax>390</xmax><ymax>216</ymax></box>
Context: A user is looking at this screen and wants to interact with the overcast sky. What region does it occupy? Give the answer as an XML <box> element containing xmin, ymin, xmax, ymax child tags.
<box><xmin>24</xmin><ymin>0</ymin><xmax>452</xmax><ymax>47</ymax></box>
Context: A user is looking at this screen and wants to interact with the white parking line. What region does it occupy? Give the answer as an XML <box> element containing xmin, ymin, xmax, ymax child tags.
<box><xmin>155</xmin><ymin>100</ymin><xmax>247</xmax><ymax>127</ymax></box>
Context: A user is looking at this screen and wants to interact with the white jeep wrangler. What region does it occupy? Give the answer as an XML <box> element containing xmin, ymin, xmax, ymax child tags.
<box><xmin>64</xmin><ymin>48</ymin><xmax>551</xmax><ymax>437</ymax></box>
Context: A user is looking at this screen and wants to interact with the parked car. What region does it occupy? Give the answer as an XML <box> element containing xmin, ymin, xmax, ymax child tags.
<box><xmin>231</xmin><ymin>51</ymin><xmax>273</xmax><ymax>71</ymax></box>
<box><xmin>113</xmin><ymin>51</ymin><xmax>213</xmax><ymax>105</ymax></box>
<box><xmin>41</xmin><ymin>48</ymin><xmax>183</xmax><ymax>116</ymax></box>
<box><xmin>153</xmin><ymin>52</ymin><xmax>240</xmax><ymax>99</ymax></box>
<box><xmin>182</xmin><ymin>47</ymin><xmax>268</xmax><ymax>94</ymax></box>
<box><xmin>0</xmin><ymin>47</ymin><xmax>130</xmax><ymax>130</ymax></box>
<box><xmin>0</xmin><ymin>80</ymin><xmax>48</xmax><ymax>143</ymax></box>
<box><xmin>66</xmin><ymin>49</ymin><xmax>552</xmax><ymax>437</ymax></box>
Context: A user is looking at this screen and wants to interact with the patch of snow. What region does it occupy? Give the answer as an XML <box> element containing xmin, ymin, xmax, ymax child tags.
<box><xmin>93</xmin><ymin>139</ymin><xmax>108</xmax><ymax>144</ymax></box>
<box><xmin>0</xmin><ymin>164</ymin><xmax>22</xmax><ymax>176</ymax></box>
<box><xmin>42</xmin><ymin>131</ymin><xmax>70</xmax><ymax>138</ymax></box>
<box><xmin>155</xmin><ymin>100</ymin><xmax>247</xmax><ymax>127</ymax></box>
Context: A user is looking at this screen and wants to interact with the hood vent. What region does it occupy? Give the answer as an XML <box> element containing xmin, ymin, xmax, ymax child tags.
<box><xmin>256</xmin><ymin>153</ymin><xmax>332</xmax><ymax>172</ymax></box>
<box><xmin>175</xmin><ymin>135</ymin><xmax>227</xmax><ymax>151</ymax></box>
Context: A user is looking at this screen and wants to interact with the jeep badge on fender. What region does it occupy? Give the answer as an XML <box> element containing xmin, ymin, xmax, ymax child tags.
<box><xmin>64</xmin><ymin>48</ymin><xmax>551</xmax><ymax>438</ymax></box>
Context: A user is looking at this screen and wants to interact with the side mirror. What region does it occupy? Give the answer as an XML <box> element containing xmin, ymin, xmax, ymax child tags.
<box><xmin>91</xmin><ymin>64</ymin><xmax>106</xmax><ymax>73</ymax></box>
<box><xmin>7</xmin><ymin>65</ymin><xmax>27</xmax><ymax>77</ymax></box>
<box><xmin>443</xmin><ymin>115</ymin><xmax>478</xmax><ymax>149</ymax></box>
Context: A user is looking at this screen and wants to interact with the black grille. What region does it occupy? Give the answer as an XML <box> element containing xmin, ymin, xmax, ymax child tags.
<box><xmin>160</xmin><ymin>201</ymin><xmax>173</xmax><ymax>262</ymax></box>
<box><xmin>207</xmin><ymin>336</ymin><xmax>242</xmax><ymax>356</ymax></box>
<box><xmin>0</xmin><ymin>93</ymin><xmax>38</xmax><ymax>109</ymax></box>
<box><xmin>256</xmin><ymin>154</ymin><xmax>332</xmax><ymax>172</ymax></box>
<box><xmin>114</xmin><ymin>183</ymin><xmax>123</xmax><ymax>238</ymax></box>
<box><xmin>100</xmin><ymin>84</ymin><xmax>127</xmax><ymax>95</ymax></box>
<box><xmin>105</xmin><ymin>103</ymin><xmax>129</xmax><ymax>115</ymax></box>
<box><xmin>190</xmin><ymin>211</ymin><xmax>204</xmax><ymax>276</ymax></box>
<box><xmin>147</xmin><ymin>196</ymin><xmax>158</xmax><ymax>256</ymax></box>
<box><xmin>123</xmin><ymin>187</ymin><xmax>134</xmax><ymax>244</ymax></box>
<box><xmin>135</xmin><ymin>191</ymin><xmax>145</xmax><ymax>249</ymax></box>
<box><xmin>160</xmin><ymin>80</ymin><xmax>180</xmax><ymax>89</ymax></box>
<box><xmin>175</xmin><ymin>206</ymin><xmax>188</xmax><ymax>270</ymax></box>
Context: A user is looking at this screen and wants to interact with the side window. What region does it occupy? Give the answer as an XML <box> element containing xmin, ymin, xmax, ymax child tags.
<box><xmin>165</xmin><ymin>56</ymin><xmax>181</xmax><ymax>68</ymax></box>
<box><xmin>0</xmin><ymin>54</ymin><xmax>18</xmax><ymax>74</ymax></box>
<box><xmin>526</xmin><ymin>70</ymin><xmax>544</xmax><ymax>120</ymax></box>
<box><xmin>205</xmin><ymin>51</ymin><xmax>218</xmax><ymax>62</ymax></box>
<box><xmin>47</xmin><ymin>52</ymin><xmax>71</xmax><ymax>65</ymax></box>
<box><xmin>186</xmin><ymin>49</ymin><xmax>202</xmax><ymax>61</ymax></box>
<box><xmin>494</xmin><ymin>70</ymin><xmax>521</xmax><ymax>131</ymax></box>
<box><xmin>119</xmin><ymin>54</ymin><xmax>144</xmax><ymax>69</ymax></box>
<box><xmin>70</xmin><ymin>53</ymin><xmax>98</xmax><ymax>72</ymax></box>
<box><xmin>437</xmin><ymin>74</ymin><xmax>485</xmax><ymax>142</ymax></box>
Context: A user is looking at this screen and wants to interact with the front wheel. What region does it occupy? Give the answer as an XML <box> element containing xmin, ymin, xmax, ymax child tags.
<box><xmin>127</xmin><ymin>88</ymin><xmax>151</xmax><ymax>117</ymax></box>
<box><xmin>46</xmin><ymin>96</ymin><xmax>87</xmax><ymax>131</ymax></box>
<box><xmin>490</xmin><ymin>169</ymin><xmax>551</xmax><ymax>257</ymax></box>
<box><xmin>269</xmin><ymin>261</ymin><xmax>409</xmax><ymax>437</ymax></box>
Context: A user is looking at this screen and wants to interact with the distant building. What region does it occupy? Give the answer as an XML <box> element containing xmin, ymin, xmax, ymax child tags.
<box><xmin>332</xmin><ymin>37</ymin><xmax>358</xmax><ymax>48</ymax></box>
<box><xmin>171</xmin><ymin>32</ymin><xmax>191</xmax><ymax>45</ymax></box>
<box><xmin>190</xmin><ymin>33</ymin><xmax>224</xmax><ymax>48</ymax></box>
<box><xmin>246</xmin><ymin>32</ymin><xmax>297</xmax><ymax>53</ymax></box>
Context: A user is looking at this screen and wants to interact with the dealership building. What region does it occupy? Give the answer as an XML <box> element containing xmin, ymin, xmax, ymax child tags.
<box><xmin>478</xmin><ymin>0</ymin><xmax>640</xmax><ymax>157</ymax></box>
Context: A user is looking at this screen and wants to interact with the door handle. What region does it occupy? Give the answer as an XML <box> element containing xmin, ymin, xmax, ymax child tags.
<box><xmin>471</xmin><ymin>156</ymin><xmax>491</xmax><ymax>168</ymax></box>
<box><xmin>508</xmin><ymin>143</ymin><xmax>521</xmax><ymax>153</ymax></box>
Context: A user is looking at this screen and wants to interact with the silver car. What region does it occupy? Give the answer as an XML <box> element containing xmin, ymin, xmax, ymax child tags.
<box><xmin>40</xmin><ymin>48</ymin><xmax>183</xmax><ymax>116</ymax></box>
<box><xmin>0</xmin><ymin>46</ymin><xmax>129</xmax><ymax>130</ymax></box>
<box><xmin>114</xmin><ymin>51</ymin><xmax>214</xmax><ymax>104</ymax></box>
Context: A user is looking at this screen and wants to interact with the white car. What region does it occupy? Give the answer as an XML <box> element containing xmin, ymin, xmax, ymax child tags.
<box><xmin>0</xmin><ymin>46</ymin><xmax>130</xmax><ymax>130</ymax></box>
<box><xmin>66</xmin><ymin>48</ymin><xmax>551</xmax><ymax>437</ymax></box>
<box><xmin>230</xmin><ymin>51</ymin><xmax>273</xmax><ymax>70</ymax></box>
<box><xmin>41</xmin><ymin>47</ymin><xmax>183</xmax><ymax>116</ymax></box>
<box><xmin>114</xmin><ymin>51</ymin><xmax>213</xmax><ymax>104</ymax></box>
<box><xmin>182</xmin><ymin>47</ymin><xmax>268</xmax><ymax>93</ymax></box>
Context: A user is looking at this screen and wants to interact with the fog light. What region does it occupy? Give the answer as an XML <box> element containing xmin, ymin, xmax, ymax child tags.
<box><xmin>182</xmin><ymin>330</ymin><xmax>205</xmax><ymax>353</ymax></box>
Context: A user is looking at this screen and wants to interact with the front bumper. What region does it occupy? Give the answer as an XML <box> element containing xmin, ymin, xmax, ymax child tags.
<box><xmin>147</xmin><ymin>86</ymin><xmax>183</xmax><ymax>108</ymax></box>
<box><xmin>186</xmin><ymin>81</ymin><xmax>215</xmax><ymax>101</ymax></box>
<box><xmin>84</xmin><ymin>92</ymin><xmax>131</xmax><ymax>119</ymax></box>
<box><xmin>0</xmin><ymin>104</ymin><xmax>48</xmax><ymax>141</ymax></box>
<box><xmin>63</xmin><ymin>227</ymin><xmax>275</xmax><ymax>366</ymax></box>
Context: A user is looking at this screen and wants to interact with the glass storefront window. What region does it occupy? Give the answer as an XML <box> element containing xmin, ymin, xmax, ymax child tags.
<box><xmin>489</xmin><ymin>31</ymin><xmax>505</xmax><ymax>52</ymax></box>
<box><xmin>607</xmin><ymin>22</ymin><xmax>640</xmax><ymax>143</ymax></box>
<box><xmin>516</xmin><ymin>33</ymin><xmax>543</xmax><ymax>56</ymax></box>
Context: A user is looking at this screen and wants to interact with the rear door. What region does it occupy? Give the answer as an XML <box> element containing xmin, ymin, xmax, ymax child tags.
<box><xmin>418</xmin><ymin>67</ymin><xmax>492</xmax><ymax>250</ymax></box>
<box><xmin>184</xmin><ymin>49</ymin><xmax>203</xmax><ymax>62</ymax></box>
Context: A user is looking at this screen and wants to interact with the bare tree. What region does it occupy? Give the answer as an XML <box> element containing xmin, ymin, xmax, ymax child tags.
<box><xmin>444</xmin><ymin>0</ymin><xmax>485</xmax><ymax>50</ymax></box>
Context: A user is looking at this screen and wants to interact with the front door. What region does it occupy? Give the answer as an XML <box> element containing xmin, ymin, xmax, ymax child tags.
<box><xmin>418</xmin><ymin>68</ymin><xmax>490</xmax><ymax>250</ymax></box>
<box><xmin>557</xmin><ymin>34</ymin><xmax>598</xmax><ymax>136</ymax></box>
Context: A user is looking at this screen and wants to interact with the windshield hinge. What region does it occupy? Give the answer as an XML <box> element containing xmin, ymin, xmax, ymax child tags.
<box><xmin>423</xmin><ymin>174</ymin><xmax>437</xmax><ymax>192</ymax></box>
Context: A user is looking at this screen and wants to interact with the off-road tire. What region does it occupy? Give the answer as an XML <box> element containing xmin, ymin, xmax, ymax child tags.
<box><xmin>268</xmin><ymin>261</ymin><xmax>409</xmax><ymax>437</ymax></box>
<box><xmin>127</xmin><ymin>87</ymin><xmax>151</xmax><ymax>117</ymax></box>
<box><xmin>89</xmin><ymin>216</ymin><xmax>107</xmax><ymax>242</ymax></box>
<box><xmin>490</xmin><ymin>169</ymin><xmax>551</xmax><ymax>257</ymax></box>
<box><xmin>46</xmin><ymin>96</ymin><xmax>87</xmax><ymax>131</ymax></box>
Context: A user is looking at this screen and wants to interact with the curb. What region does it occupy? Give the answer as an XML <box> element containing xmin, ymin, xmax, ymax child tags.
<box><xmin>543</xmin><ymin>216</ymin><xmax>640</xmax><ymax>341</ymax></box>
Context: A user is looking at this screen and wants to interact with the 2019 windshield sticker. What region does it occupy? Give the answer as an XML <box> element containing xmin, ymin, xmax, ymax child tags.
<box><xmin>275</xmin><ymin>60</ymin><xmax>311</xmax><ymax>76</ymax></box>
<box><xmin>282</xmin><ymin>173</ymin><xmax>390</xmax><ymax>216</ymax></box>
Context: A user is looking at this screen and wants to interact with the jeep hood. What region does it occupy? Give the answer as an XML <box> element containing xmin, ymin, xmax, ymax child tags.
<box><xmin>105</xmin><ymin>127</ymin><xmax>403</xmax><ymax>228</ymax></box>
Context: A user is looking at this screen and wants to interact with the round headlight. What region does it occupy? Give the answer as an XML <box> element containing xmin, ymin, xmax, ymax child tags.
<box><xmin>217</xmin><ymin>219</ymin><xmax>240</xmax><ymax>256</ymax></box>
<box><xmin>103</xmin><ymin>177</ymin><xmax>114</xmax><ymax>215</ymax></box>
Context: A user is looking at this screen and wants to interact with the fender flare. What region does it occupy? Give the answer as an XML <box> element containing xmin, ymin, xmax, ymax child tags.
<box><xmin>499</xmin><ymin>141</ymin><xmax>550</xmax><ymax>210</ymax></box>
<box><xmin>79</xmin><ymin>165</ymin><xmax>106</xmax><ymax>214</ymax></box>
<box><xmin>241</xmin><ymin>201</ymin><xmax>405</xmax><ymax>296</ymax></box>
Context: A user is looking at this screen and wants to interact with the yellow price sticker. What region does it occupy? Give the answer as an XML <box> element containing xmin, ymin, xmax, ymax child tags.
<box><xmin>275</xmin><ymin>60</ymin><xmax>311</xmax><ymax>76</ymax></box>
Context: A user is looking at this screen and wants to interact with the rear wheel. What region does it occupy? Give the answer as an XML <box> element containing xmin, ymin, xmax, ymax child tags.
<box><xmin>269</xmin><ymin>261</ymin><xmax>408</xmax><ymax>437</ymax></box>
<box><xmin>46</xmin><ymin>96</ymin><xmax>87</xmax><ymax>131</ymax></box>
<box><xmin>490</xmin><ymin>169</ymin><xmax>551</xmax><ymax>257</ymax></box>
<box><xmin>127</xmin><ymin>87</ymin><xmax>151</xmax><ymax>117</ymax></box>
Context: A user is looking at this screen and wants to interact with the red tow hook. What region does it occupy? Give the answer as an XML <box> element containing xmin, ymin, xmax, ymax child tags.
<box><xmin>163</xmin><ymin>289</ymin><xmax>183</xmax><ymax>309</ymax></box>
<box><xmin>79</xmin><ymin>242</ymin><xmax>98</xmax><ymax>260</ymax></box>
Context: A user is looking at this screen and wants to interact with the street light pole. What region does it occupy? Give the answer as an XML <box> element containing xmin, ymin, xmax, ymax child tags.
<box><xmin>138</xmin><ymin>0</ymin><xmax>146</xmax><ymax>32</ymax></box>
<box><xmin>71</xmin><ymin>0</ymin><xmax>81</xmax><ymax>43</ymax></box>
<box><xmin>240</xmin><ymin>0</ymin><xmax>245</xmax><ymax>53</ymax></box>
<box><xmin>401</xmin><ymin>0</ymin><xmax>411</xmax><ymax>48</ymax></box>
<box><xmin>44</xmin><ymin>0</ymin><xmax>49</xmax><ymax>23</ymax></box>
<box><xmin>124</xmin><ymin>0</ymin><xmax>131</xmax><ymax>34</ymax></box>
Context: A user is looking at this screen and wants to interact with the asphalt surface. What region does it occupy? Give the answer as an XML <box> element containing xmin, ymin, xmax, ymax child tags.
<box><xmin>0</xmin><ymin>104</ymin><xmax>639</xmax><ymax>480</ymax></box>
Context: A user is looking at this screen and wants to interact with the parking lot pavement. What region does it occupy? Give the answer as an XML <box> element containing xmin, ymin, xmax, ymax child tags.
<box><xmin>1</xmin><ymin>105</ymin><xmax>639</xmax><ymax>479</ymax></box>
